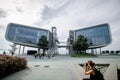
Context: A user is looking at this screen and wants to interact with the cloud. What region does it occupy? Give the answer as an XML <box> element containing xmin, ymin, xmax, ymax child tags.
<box><xmin>33</xmin><ymin>0</ymin><xmax>120</xmax><ymax>42</ymax></box>
<box><xmin>0</xmin><ymin>24</ymin><xmax>5</xmax><ymax>29</ymax></box>
<box><xmin>16</xmin><ymin>6</ymin><xmax>24</xmax><ymax>13</ymax></box>
<box><xmin>63</xmin><ymin>0</ymin><xmax>120</xmax><ymax>27</ymax></box>
<box><xmin>0</xmin><ymin>8</ymin><xmax>7</xmax><ymax>18</ymax></box>
<box><xmin>45</xmin><ymin>0</ymin><xmax>120</xmax><ymax>49</ymax></box>
<box><xmin>0</xmin><ymin>0</ymin><xmax>120</xmax><ymax>51</ymax></box>
<box><xmin>34</xmin><ymin>0</ymin><xmax>70</xmax><ymax>26</ymax></box>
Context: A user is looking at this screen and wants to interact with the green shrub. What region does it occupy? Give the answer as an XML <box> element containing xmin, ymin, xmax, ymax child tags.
<box><xmin>70</xmin><ymin>53</ymin><xmax>96</xmax><ymax>57</ymax></box>
<box><xmin>102</xmin><ymin>51</ymin><xmax>105</xmax><ymax>53</ymax></box>
<box><xmin>111</xmin><ymin>51</ymin><xmax>114</xmax><ymax>53</ymax></box>
<box><xmin>0</xmin><ymin>55</ymin><xmax>27</xmax><ymax>78</ymax></box>
<box><xmin>116</xmin><ymin>50</ymin><xmax>120</xmax><ymax>54</ymax></box>
<box><xmin>106</xmin><ymin>50</ymin><xmax>109</xmax><ymax>53</ymax></box>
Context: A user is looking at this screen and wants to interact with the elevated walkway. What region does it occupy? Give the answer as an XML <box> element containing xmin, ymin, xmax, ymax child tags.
<box><xmin>57</xmin><ymin>45</ymin><xmax>69</xmax><ymax>48</ymax></box>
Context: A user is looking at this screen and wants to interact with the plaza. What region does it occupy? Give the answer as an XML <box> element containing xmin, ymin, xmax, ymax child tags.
<box><xmin>2</xmin><ymin>21</ymin><xmax>118</xmax><ymax>80</ymax></box>
<box><xmin>0</xmin><ymin>0</ymin><xmax>120</xmax><ymax>80</ymax></box>
<box><xmin>1</xmin><ymin>54</ymin><xmax>120</xmax><ymax>80</ymax></box>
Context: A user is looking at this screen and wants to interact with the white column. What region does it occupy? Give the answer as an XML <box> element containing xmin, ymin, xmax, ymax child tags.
<box><xmin>18</xmin><ymin>45</ymin><xmax>21</xmax><ymax>55</ymax></box>
<box><xmin>22</xmin><ymin>46</ymin><xmax>25</xmax><ymax>55</ymax></box>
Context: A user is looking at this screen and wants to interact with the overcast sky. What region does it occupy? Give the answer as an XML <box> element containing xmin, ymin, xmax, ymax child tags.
<box><xmin>0</xmin><ymin>0</ymin><xmax>120</xmax><ymax>53</ymax></box>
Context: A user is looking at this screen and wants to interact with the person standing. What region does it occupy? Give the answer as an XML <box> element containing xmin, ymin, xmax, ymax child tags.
<box><xmin>3</xmin><ymin>51</ymin><xmax>6</xmax><ymax>55</ymax></box>
<box><xmin>11</xmin><ymin>52</ymin><xmax>14</xmax><ymax>56</ymax></box>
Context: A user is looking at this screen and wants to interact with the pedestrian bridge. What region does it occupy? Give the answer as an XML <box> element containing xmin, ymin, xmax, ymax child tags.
<box><xmin>57</xmin><ymin>41</ymin><xmax>69</xmax><ymax>48</ymax></box>
<box><xmin>57</xmin><ymin>45</ymin><xmax>69</xmax><ymax>48</ymax></box>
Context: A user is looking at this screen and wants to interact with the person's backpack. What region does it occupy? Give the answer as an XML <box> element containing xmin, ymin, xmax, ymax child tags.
<box><xmin>94</xmin><ymin>68</ymin><xmax>105</xmax><ymax>80</ymax></box>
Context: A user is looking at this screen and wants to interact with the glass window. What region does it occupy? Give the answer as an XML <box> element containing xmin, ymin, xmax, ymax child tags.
<box><xmin>74</xmin><ymin>24</ymin><xmax>111</xmax><ymax>48</ymax></box>
<box><xmin>6</xmin><ymin>24</ymin><xmax>49</xmax><ymax>46</ymax></box>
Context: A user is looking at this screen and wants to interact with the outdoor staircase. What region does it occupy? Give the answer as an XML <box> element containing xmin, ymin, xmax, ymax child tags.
<box><xmin>47</xmin><ymin>47</ymin><xmax>56</xmax><ymax>58</ymax></box>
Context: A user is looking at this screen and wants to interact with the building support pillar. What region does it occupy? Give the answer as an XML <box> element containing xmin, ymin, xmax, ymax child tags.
<box><xmin>91</xmin><ymin>49</ymin><xmax>94</xmax><ymax>54</ymax></box>
<box><xmin>18</xmin><ymin>45</ymin><xmax>21</xmax><ymax>55</ymax></box>
<box><xmin>99</xmin><ymin>48</ymin><xmax>101</xmax><ymax>54</ymax></box>
<box><xmin>22</xmin><ymin>46</ymin><xmax>25</xmax><ymax>55</ymax></box>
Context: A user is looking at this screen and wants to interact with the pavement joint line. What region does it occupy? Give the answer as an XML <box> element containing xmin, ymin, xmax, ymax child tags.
<box><xmin>34</xmin><ymin>65</ymin><xmax>40</xmax><ymax>67</ymax></box>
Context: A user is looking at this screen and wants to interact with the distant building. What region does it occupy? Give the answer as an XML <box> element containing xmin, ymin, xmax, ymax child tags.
<box><xmin>68</xmin><ymin>23</ymin><xmax>112</xmax><ymax>54</ymax></box>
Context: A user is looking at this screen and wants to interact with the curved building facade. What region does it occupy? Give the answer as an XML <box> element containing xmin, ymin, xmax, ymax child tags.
<box><xmin>5</xmin><ymin>23</ymin><xmax>52</xmax><ymax>48</ymax></box>
<box><xmin>74</xmin><ymin>23</ymin><xmax>112</xmax><ymax>48</ymax></box>
<box><xmin>68</xmin><ymin>23</ymin><xmax>112</xmax><ymax>54</ymax></box>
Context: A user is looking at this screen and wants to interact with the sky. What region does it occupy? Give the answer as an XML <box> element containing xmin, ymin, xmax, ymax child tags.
<box><xmin>0</xmin><ymin>0</ymin><xmax>120</xmax><ymax>53</ymax></box>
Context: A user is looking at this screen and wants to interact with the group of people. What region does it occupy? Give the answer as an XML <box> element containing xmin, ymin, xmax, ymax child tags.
<box><xmin>3</xmin><ymin>51</ymin><xmax>14</xmax><ymax>56</ymax></box>
<box><xmin>83</xmin><ymin>60</ymin><xmax>104</xmax><ymax>80</ymax></box>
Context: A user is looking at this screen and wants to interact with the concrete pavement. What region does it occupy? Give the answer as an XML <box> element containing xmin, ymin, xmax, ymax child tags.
<box><xmin>1</xmin><ymin>55</ymin><xmax>120</xmax><ymax>80</ymax></box>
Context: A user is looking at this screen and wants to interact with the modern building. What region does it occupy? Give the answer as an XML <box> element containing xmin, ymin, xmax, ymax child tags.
<box><xmin>68</xmin><ymin>23</ymin><xmax>112</xmax><ymax>54</ymax></box>
<box><xmin>5</xmin><ymin>23</ymin><xmax>58</xmax><ymax>56</ymax></box>
<box><xmin>5</xmin><ymin>23</ymin><xmax>52</xmax><ymax>47</ymax></box>
<box><xmin>5</xmin><ymin>23</ymin><xmax>112</xmax><ymax>55</ymax></box>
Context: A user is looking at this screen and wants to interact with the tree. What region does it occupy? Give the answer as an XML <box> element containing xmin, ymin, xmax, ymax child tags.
<box><xmin>102</xmin><ymin>51</ymin><xmax>105</xmax><ymax>54</ymax></box>
<box><xmin>116</xmin><ymin>50</ymin><xmax>120</xmax><ymax>54</ymax></box>
<box><xmin>72</xmin><ymin>35</ymin><xmax>89</xmax><ymax>53</ymax></box>
<box><xmin>111</xmin><ymin>51</ymin><xmax>114</xmax><ymax>54</ymax></box>
<box><xmin>37</xmin><ymin>35</ymin><xmax>49</xmax><ymax>56</ymax></box>
<box><xmin>72</xmin><ymin>41</ymin><xmax>80</xmax><ymax>53</ymax></box>
<box><xmin>106</xmin><ymin>50</ymin><xmax>109</xmax><ymax>53</ymax></box>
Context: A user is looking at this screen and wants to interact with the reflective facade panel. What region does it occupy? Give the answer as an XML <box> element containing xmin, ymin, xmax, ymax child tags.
<box><xmin>5</xmin><ymin>23</ymin><xmax>50</xmax><ymax>47</ymax></box>
<box><xmin>74</xmin><ymin>23</ymin><xmax>112</xmax><ymax>48</ymax></box>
